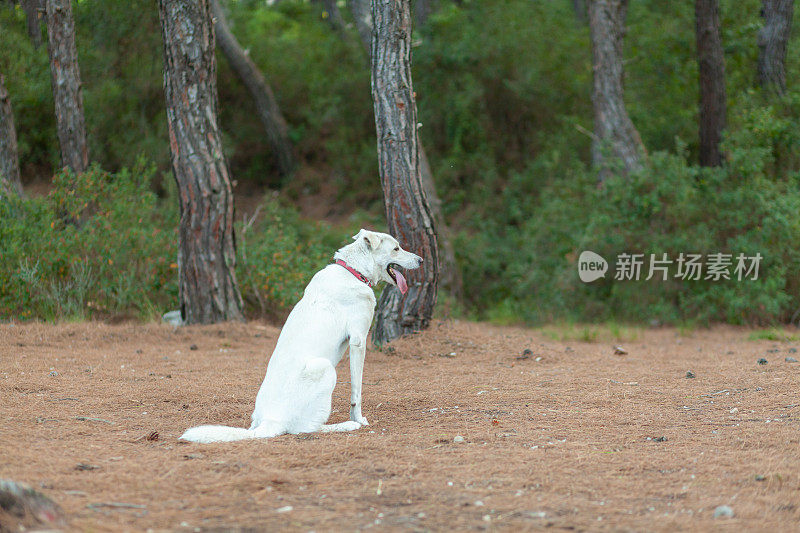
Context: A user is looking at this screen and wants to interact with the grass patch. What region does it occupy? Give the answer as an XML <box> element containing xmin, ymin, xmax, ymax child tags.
<box><xmin>539</xmin><ymin>322</ymin><xmax>642</xmax><ymax>343</ymax></box>
<box><xmin>747</xmin><ymin>329</ymin><xmax>800</xmax><ymax>342</ymax></box>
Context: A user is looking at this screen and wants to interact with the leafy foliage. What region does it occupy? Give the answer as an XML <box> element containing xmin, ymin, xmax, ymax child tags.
<box><xmin>236</xmin><ymin>196</ymin><xmax>346</xmax><ymax>315</ymax></box>
<box><xmin>0</xmin><ymin>162</ymin><xmax>178</xmax><ymax>320</ymax></box>
<box><xmin>1</xmin><ymin>0</ymin><xmax>799</xmax><ymax>323</ymax></box>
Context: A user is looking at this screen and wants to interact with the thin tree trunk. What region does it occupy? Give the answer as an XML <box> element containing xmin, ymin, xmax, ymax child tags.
<box><xmin>159</xmin><ymin>0</ymin><xmax>245</xmax><ymax>324</ymax></box>
<box><xmin>588</xmin><ymin>0</ymin><xmax>644</xmax><ymax>180</ymax></box>
<box><xmin>312</xmin><ymin>0</ymin><xmax>348</xmax><ymax>35</ymax></box>
<box><xmin>355</xmin><ymin>0</ymin><xmax>461</xmax><ymax>297</ymax></box>
<box><xmin>0</xmin><ymin>74</ymin><xmax>23</xmax><ymax>198</ymax></box>
<box><xmin>210</xmin><ymin>0</ymin><xmax>294</xmax><ymax>176</ymax></box>
<box><xmin>573</xmin><ymin>0</ymin><xmax>587</xmax><ymax>23</ymax></box>
<box><xmin>418</xmin><ymin>146</ymin><xmax>461</xmax><ymax>298</ymax></box>
<box><xmin>371</xmin><ymin>0</ymin><xmax>439</xmax><ymax>345</ymax></box>
<box><xmin>695</xmin><ymin>0</ymin><xmax>726</xmax><ymax>167</ymax></box>
<box><xmin>414</xmin><ymin>0</ymin><xmax>437</xmax><ymax>27</ymax></box>
<box><xmin>45</xmin><ymin>0</ymin><xmax>87</xmax><ymax>174</ymax></box>
<box><xmin>757</xmin><ymin>0</ymin><xmax>794</xmax><ymax>94</ymax></box>
<box><xmin>348</xmin><ymin>0</ymin><xmax>372</xmax><ymax>54</ymax></box>
<box><xmin>22</xmin><ymin>0</ymin><xmax>43</xmax><ymax>48</ymax></box>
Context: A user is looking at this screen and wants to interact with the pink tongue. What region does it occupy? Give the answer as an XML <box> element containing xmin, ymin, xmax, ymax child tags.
<box><xmin>393</xmin><ymin>268</ymin><xmax>408</xmax><ymax>294</ymax></box>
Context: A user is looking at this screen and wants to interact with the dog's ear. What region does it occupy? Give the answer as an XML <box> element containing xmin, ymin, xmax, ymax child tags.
<box><xmin>352</xmin><ymin>229</ymin><xmax>382</xmax><ymax>250</ymax></box>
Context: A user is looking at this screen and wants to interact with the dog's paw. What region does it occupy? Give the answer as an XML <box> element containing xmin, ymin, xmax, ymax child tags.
<box><xmin>351</xmin><ymin>415</ymin><xmax>369</xmax><ymax>426</ymax></box>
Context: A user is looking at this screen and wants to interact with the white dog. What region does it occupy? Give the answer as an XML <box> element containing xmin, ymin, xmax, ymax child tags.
<box><xmin>180</xmin><ymin>229</ymin><xmax>422</xmax><ymax>443</ymax></box>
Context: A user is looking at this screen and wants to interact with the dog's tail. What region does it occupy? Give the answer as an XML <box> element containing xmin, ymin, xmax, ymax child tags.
<box><xmin>180</xmin><ymin>425</ymin><xmax>255</xmax><ymax>443</ymax></box>
<box><xmin>180</xmin><ymin>420</ymin><xmax>285</xmax><ymax>443</ymax></box>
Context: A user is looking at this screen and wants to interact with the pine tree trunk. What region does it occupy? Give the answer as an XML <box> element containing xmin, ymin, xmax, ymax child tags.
<box><xmin>22</xmin><ymin>0</ymin><xmax>43</xmax><ymax>48</ymax></box>
<box><xmin>355</xmin><ymin>0</ymin><xmax>460</xmax><ymax>298</ymax></box>
<box><xmin>0</xmin><ymin>74</ymin><xmax>23</xmax><ymax>198</ymax></box>
<box><xmin>757</xmin><ymin>0</ymin><xmax>794</xmax><ymax>94</ymax></box>
<box><xmin>45</xmin><ymin>0</ymin><xmax>88</xmax><ymax>174</ymax></box>
<box><xmin>210</xmin><ymin>0</ymin><xmax>294</xmax><ymax>176</ymax></box>
<box><xmin>588</xmin><ymin>0</ymin><xmax>644</xmax><ymax>181</ymax></box>
<box><xmin>371</xmin><ymin>0</ymin><xmax>439</xmax><ymax>345</ymax></box>
<box><xmin>159</xmin><ymin>0</ymin><xmax>245</xmax><ymax>324</ymax></box>
<box><xmin>695</xmin><ymin>0</ymin><xmax>727</xmax><ymax>167</ymax></box>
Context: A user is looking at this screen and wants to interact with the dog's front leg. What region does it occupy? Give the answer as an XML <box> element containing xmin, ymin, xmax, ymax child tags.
<box><xmin>348</xmin><ymin>336</ymin><xmax>369</xmax><ymax>426</ymax></box>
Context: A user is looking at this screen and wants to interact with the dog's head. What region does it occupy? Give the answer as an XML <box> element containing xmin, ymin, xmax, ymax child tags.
<box><xmin>352</xmin><ymin>229</ymin><xmax>423</xmax><ymax>294</ymax></box>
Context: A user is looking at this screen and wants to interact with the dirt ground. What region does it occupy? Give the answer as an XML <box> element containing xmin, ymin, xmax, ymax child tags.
<box><xmin>1</xmin><ymin>320</ymin><xmax>799</xmax><ymax>532</ymax></box>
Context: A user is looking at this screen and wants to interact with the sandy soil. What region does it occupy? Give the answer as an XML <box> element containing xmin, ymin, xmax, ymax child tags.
<box><xmin>1</xmin><ymin>320</ymin><xmax>799</xmax><ymax>532</ymax></box>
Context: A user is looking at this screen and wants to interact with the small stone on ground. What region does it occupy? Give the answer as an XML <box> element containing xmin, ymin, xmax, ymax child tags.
<box><xmin>713</xmin><ymin>505</ymin><xmax>734</xmax><ymax>518</ymax></box>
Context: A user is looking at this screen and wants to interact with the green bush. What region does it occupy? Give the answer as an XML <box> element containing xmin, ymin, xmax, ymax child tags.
<box><xmin>236</xmin><ymin>196</ymin><xmax>347</xmax><ymax>315</ymax></box>
<box><xmin>0</xmin><ymin>163</ymin><xmax>358</xmax><ymax>321</ymax></box>
<box><xmin>2</xmin><ymin>0</ymin><xmax>800</xmax><ymax>325</ymax></box>
<box><xmin>0</xmin><ymin>161</ymin><xmax>179</xmax><ymax>320</ymax></box>
<box><xmin>490</xmin><ymin>93</ymin><xmax>800</xmax><ymax>326</ymax></box>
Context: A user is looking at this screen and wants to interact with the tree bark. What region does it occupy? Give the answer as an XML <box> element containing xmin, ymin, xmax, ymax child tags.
<box><xmin>210</xmin><ymin>0</ymin><xmax>294</xmax><ymax>176</ymax></box>
<box><xmin>159</xmin><ymin>0</ymin><xmax>245</xmax><ymax>324</ymax></box>
<box><xmin>695</xmin><ymin>0</ymin><xmax>727</xmax><ymax>167</ymax></box>
<box><xmin>371</xmin><ymin>0</ymin><xmax>439</xmax><ymax>345</ymax></box>
<box><xmin>355</xmin><ymin>0</ymin><xmax>460</xmax><ymax>298</ymax></box>
<box><xmin>757</xmin><ymin>0</ymin><xmax>794</xmax><ymax>94</ymax></box>
<box><xmin>22</xmin><ymin>0</ymin><xmax>43</xmax><ymax>48</ymax></box>
<box><xmin>588</xmin><ymin>0</ymin><xmax>644</xmax><ymax>180</ymax></box>
<box><xmin>0</xmin><ymin>74</ymin><xmax>23</xmax><ymax>198</ymax></box>
<box><xmin>45</xmin><ymin>0</ymin><xmax>88</xmax><ymax>174</ymax></box>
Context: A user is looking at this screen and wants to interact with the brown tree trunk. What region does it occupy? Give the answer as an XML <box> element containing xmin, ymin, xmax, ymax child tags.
<box><xmin>45</xmin><ymin>0</ymin><xmax>88</xmax><ymax>174</ymax></box>
<box><xmin>757</xmin><ymin>0</ymin><xmax>794</xmax><ymax>94</ymax></box>
<box><xmin>588</xmin><ymin>0</ymin><xmax>644</xmax><ymax>180</ymax></box>
<box><xmin>159</xmin><ymin>0</ymin><xmax>245</xmax><ymax>324</ymax></box>
<box><xmin>210</xmin><ymin>0</ymin><xmax>294</xmax><ymax>176</ymax></box>
<box><xmin>22</xmin><ymin>0</ymin><xmax>43</xmax><ymax>48</ymax></box>
<box><xmin>355</xmin><ymin>0</ymin><xmax>460</xmax><ymax>298</ymax></box>
<box><xmin>371</xmin><ymin>0</ymin><xmax>439</xmax><ymax>345</ymax></box>
<box><xmin>695</xmin><ymin>0</ymin><xmax>727</xmax><ymax>167</ymax></box>
<box><xmin>0</xmin><ymin>74</ymin><xmax>23</xmax><ymax>198</ymax></box>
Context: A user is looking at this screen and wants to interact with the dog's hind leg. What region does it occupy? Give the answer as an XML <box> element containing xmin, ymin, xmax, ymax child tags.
<box><xmin>288</xmin><ymin>358</ymin><xmax>340</xmax><ymax>434</ymax></box>
<box><xmin>320</xmin><ymin>420</ymin><xmax>362</xmax><ymax>432</ymax></box>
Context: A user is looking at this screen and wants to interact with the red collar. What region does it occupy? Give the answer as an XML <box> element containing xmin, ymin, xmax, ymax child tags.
<box><xmin>335</xmin><ymin>259</ymin><xmax>374</xmax><ymax>287</ymax></box>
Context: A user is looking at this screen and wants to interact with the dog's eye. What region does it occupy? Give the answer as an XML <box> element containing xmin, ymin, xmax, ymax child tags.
<box><xmin>394</xmin><ymin>247</ymin><xmax>399</xmax><ymax>252</ymax></box>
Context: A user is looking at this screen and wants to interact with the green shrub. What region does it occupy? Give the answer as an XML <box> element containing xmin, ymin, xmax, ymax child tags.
<box><xmin>3</xmin><ymin>0</ymin><xmax>800</xmax><ymax>325</ymax></box>
<box><xmin>0</xmin><ymin>161</ymin><xmax>179</xmax><ymax>320</ymax></box>
<box><xmin>499</xmin><ymin>109</ymin><xmax>800</xmax><ymax>326</ymax></box>
<box><xmin>236</xmin><ymin>196</ymin><xmax>346</xmax><ymax>315</ymax></box>
<box><xmin>0</xmin><ymin>164</ymin><xmax>363</xmax><ymax>321</ymax></box>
